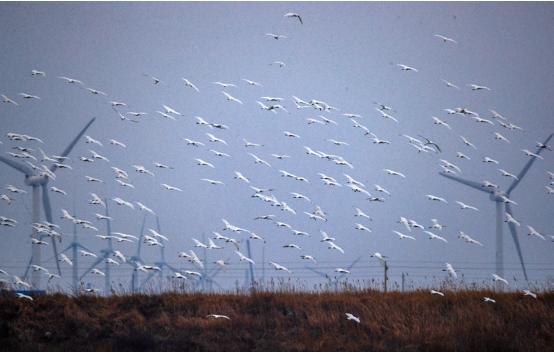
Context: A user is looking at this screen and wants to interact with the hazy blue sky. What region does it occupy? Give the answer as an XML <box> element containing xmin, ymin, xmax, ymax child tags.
<box><xmin>1</xmin><ymin>2</ymin><xmax>553</xmax><ymax>292</ymax></box>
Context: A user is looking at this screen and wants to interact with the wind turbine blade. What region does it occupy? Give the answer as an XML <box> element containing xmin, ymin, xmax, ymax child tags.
<box><xmin>337</xmin><ymin>255</ymin><xmax>363</xmax><ymax>281</ymax></box>
<box><xmin>507</xmin><ymin>133</ymin><xmax>553</xmax><ymax>195</ymax></box>
<box><xmin>165</xmin><ymin>263</ymin><xmax>180</xmax><ymax>273</ymax></box>
<box><xmin>140</xmin><ymin>272</ymin><xmax>156</xmax><ymax>289</ymax></box>
<box><xmin>439</xmin><ymin>172</ymin><xmax>490</xmax><ymax>193</ymax></box>
<box><xmin>156</xmin><ymin>215</ymin><xmax>161</xmax><ymax>232</ymax></box>
<box><xmin>305</xmin><ymin>266</ymin><xmax>328</xmax><ymax>278</ymax></box>
<box><xmin>211</xmin><ymin>279</ymin><xmax>223</xmax><ymax>290</ymax></box>
<box><xmin>59</xmin><ymin>244</ymin><xmax>73</xmax><ymax>254</ymax></box>
<box><xmin>504</xmin><ymin>203</ymin><xmax>528</xmax><ymax>282</ymax></box>
<box><xmin>0</xmin><ymin>155</ymin><xmax>34</xmax><ymax>176</ymax></box>
<box><xmin>42</xmin><ymin>185</ymin><xmax>61</xmax><ymax>276</ymax></box>
<box><xmin>208</xmin><ymin>257</ymin><xmax>231</xmax><ymax>279</ymax></box>
<box><xmin>104</xmin><ymin>199</ymin><xmax>113</xmax><ymax>249</ymax></box>
<box><xmin>23</xmin><ymin>254</ymin><xmax>34</xmax><ymax>281</ymax></box>
<box><xmin>80</xmin><ymin>256</ymin><xmax>105</xmax><ymax>280</ymax></box>
<box><xmin>136</xmin><ymin>214</ymin><xmax>147</xmax><ymax>257</ymax></box>
<box><xmin>76</xmin><ymin>243</ymin><xmax>95</xmax><ymax>254</ymax></box>
<box><xmin>50</xmin><ymin>117</ymin><xmax>96</xmax><ymax>173</ymax></box>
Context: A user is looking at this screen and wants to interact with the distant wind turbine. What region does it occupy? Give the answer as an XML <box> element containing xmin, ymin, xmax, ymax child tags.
<box><xmin>306</xmin><ymin>256</ymin><xmax>362</xmax><ymax>291</ymax></box>
<box><xmin>439</xmin><ymin>133</ymin><xmax>553</xmax><ymax>283</ymax></box>
<box><xmin>0</xmin><ymin>118</ymin><xmax>96</xmax><ymax>289</ymax></box>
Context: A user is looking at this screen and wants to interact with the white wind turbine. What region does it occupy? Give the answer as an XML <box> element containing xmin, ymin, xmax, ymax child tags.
<box><xmin>0</xmin><ymin>118</ymin><xmax>96</xmax><ymax>289</ymax></box>
<box><xmin>80</xmin><ymin>198</ymin><xmax>115</xmax><ymax>295</ymax></box>
<box><xmin>439</xmin><ymin>133</ymin><xmax>552</xmax><ymax>284</ymax></box>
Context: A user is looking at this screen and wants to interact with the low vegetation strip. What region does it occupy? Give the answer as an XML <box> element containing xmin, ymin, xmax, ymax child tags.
<box><xmin>0</xmin><ymin>290</ymin><xmax>552</xmax><ymax>351</ymax></box>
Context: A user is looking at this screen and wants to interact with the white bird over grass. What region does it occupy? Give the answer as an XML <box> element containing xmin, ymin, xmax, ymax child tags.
<box><xmin>16</xmin><ymin>293</ymin><xmax>33</xmax><ymax>301</ymax></box>
<box><xmin>335</xmin><ymin>268</ymin><xmax>351</xmax><ymax>274</ymax></box>
<box><xmin>236</xmin><ymin>251</ymin><xmax>255</xmax><ymax>264</ymax></box>
<box><xmin>444</xmin><ymin>263</ymin><xmax>457</xmax><ymax>278</ymax></box>
<box><xmin>207</xmin><ymin>314</ymin><xmax>231</xmax><ymax>320</ymax></box>
<box><xmin>269</xmin><ymin>261</ymin><xmax>291</xmax><ymax>273</ymax></box>
<box><xmin>13</xmin><ymin>276</ymin><xmax>30</xmax><ymax>289</ymax></box>
<box><xmin>492</xmin><ymin>273</ymin><xmax>509</xmax><ymax>285</ymax></box>
<box><xmin>345</xmin><ymin>313</ymin><xmax>360</xmax><ymax>323</ymax></box>
<box><xmin>430</xmin><ymin>290</ymin><xmax>445</xmax><ymax>296</ymax></box>
<box><xmin>522</xmin><ymin>289</ymin><xmax>538</xmax><ymax>299</ymax></box>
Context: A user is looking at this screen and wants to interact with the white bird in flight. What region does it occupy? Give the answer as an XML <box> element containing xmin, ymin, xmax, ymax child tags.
<box><xmin>434</xmin><ymin>34</ymin><xmax>457</xmax><ymax>43</ymax></box>
<box><xmin>265</xmin><ymin>33</ymin><xmax>287</xmax><ymax>40</ymax></box>
<box><xmin>345</xmin><ymin>313</ymin><xmax>360</xmax><ymax>323</ymax></box>
<box><xmin>222</xmin><ymin>91</ymin><xmax>243</xmax><ymax>104</ymax></box>
<box><xmin>284</xmin><ymin>12</ymin><xmax>303</xmax><ymax>24</ymax></box>
<box><xmin>397</xmin><ymin>64</ymin><xmax>418</xmax><ymax>72</ymax></box>
<box><xmin>182</xmin><ymin>78</ymin><xmax>200</xmax><ymax>92</ymax></box>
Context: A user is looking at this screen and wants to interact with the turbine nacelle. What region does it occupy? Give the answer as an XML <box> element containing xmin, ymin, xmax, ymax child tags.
<box><xmin>25</xmin><ymin>175</ymin><xmax>48</xmax><ymax>186</ymax></box>
<box><xmin>490</xmin><ymin>190</ymin><xmax>508</xmax><ymax>202</ymax></box>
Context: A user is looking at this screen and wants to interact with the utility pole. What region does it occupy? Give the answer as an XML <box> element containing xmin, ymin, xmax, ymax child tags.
<box><xmin>246</xmin><ymin>239</ymin><xmax>255</xmax><ymax>290</ymax></box>
<box><xmin>261</xmin><ymin>244</ymin><xmax>265</xmax><ymax>288</ymax></box>
<box><xmin>401</xmin><ymin>272</ymin><xmax>405</xmax><ymax>292</ymax></box>
<box><xmin>104</xmin><ymin>199</ymin><xmax>112</xmax><ymax>296</ymax></box>
<box><xmin>383</xmin><ymin>261</ymin><xmax>389</xmax><ymax>293</ymax></box>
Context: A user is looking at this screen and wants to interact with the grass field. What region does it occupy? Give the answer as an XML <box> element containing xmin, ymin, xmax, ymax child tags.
<box><xmin>0</xmin><ymin>289</ymin><xmax>552</xmax><ymax>351</ymax></box>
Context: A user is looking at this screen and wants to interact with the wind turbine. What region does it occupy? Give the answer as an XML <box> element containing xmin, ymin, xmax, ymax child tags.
<box><xmin>140</xmin><ymin>216</ymin><xmax>180</xmax><ymax>293</ymax></box>
<box><xmin>306</xmin><ymin>255</ymin><xmax>363</xmax><ymax>291</ymax></box>
<box><xmin>0</xmin><ymin>117</ymin><xmax>96</xmax><ymax>289</ymax></box>
<box><xmin>128</xmin><ymin>213</ymin><xmax>148</xmax><ymax>293</ymax></box>
<box><xmin>79</xmin><ymin>198</ymin><xmax>115</xmax><ymax>295</ymax></box>
<box><xmin>58</xmin><ymin>205</ymin><xmax>95</xmax><ymax>293</ymax></box>
<box><xmin>439</xmin><ymin>133</ymin><xmax>553</xmax><ymax>284</ymax></box>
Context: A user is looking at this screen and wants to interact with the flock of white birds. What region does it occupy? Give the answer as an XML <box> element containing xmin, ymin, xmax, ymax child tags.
<box><xmin>0</xmin><ymin>10</ymin><xmax>552</xmax><ymax>320</ymax></box>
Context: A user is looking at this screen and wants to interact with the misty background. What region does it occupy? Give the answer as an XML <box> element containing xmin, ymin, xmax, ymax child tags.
<box><xmin>0</xmin><ymin>2</ymin><xmax>553</xmax><ymax>292</ymax></box>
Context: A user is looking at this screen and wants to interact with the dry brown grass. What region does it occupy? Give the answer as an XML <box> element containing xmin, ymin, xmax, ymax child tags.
<box><xmin>0</xmin><ymin>289</ymin><xmax>552</xmax><ymax>351</ymax></box>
